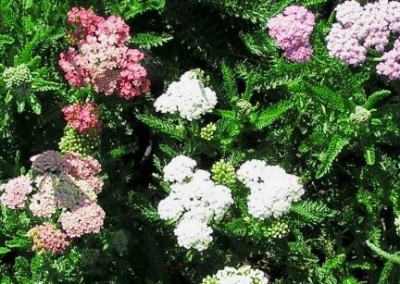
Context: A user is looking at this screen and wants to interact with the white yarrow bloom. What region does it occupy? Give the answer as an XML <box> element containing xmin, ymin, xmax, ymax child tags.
<box><xmin>158</xmin><ymin>155</ymin><xmax>234</xmax><ymax>251</ymax></box>
<box><xmin>205</xmin><ymin>265</ymin><xmax>269</xmax><ymax>284</ymax></box>
<box><xmin>154</xmin><ymin>70</ymin><xmax>218</xmax><ymax>121</ymax></box>
<box><xmin>173</xmin><ymin>219</ymin><xmax>213</xmax><ymax>251</ymax></box>
<box><xmin>237</xmin><ymin>160</ymin><xmax>304</xmax><ymax>220</ymax></box>
<box><xmin>163</xmin><ymin>155</ymin><xmax>197</xmax><ymax>183</ymax></box>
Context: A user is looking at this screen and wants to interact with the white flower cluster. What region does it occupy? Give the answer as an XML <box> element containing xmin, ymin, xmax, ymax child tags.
<box><xmin>237</xmin><ymin>160</ymin><xmax>304</xmax><ymax>220</ymax></box>
<box><xmin>154</xmin><ymin>69</ymin><xmax>218</xmax><ymax>121</ymax></box>
<box><xmin>202</xmin><ymin>265</ymin><xmax>269</xmax><ymax>284</ymax></box>
<box><xmin>158</xmin><ymin>155</ymin><xmax>233</xmax><ymax>251</ymax></box>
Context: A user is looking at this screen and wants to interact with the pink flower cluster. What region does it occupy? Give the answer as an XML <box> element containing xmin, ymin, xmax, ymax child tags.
<box><xmin>267</xmin><ymin>5</ymin><xmax>316</xmax><ymax>62</ymax></box>
<box><xmin>60</xmin><ymin>202</ymin><xmax>105</xmax><ymax>238</ymax></box>
<box><xmin>327</xmin><ymin>0</ymin><xmax>400</xmax><ymax>77</ymax></box>
<box><xmin>0</xmin><ymin>176</ymin><xmax>32</xmax><ymax>209</ymax></box>
<box><xmin>376</xmin><ymin>38</ymin><xmax>400</xmax><ymax>80</ymax></box>
<box><xmin>27</xmin><ymin>222</ymin><xmax>69</xmax><ymax>254</ymax></box>
<box><xmin>0</xmin><ymin>150</ymin><xmax>106</xmax><ymax>254</ymax></box>
<box><xmin>59</xmin><ymin>7</ymin><xmax>151</xmax><ymax>99</ymax></box>
<box><xmin>62</xmin><ymin>102</ymin><xmax>101</xmax><ymax>133</ymax></box>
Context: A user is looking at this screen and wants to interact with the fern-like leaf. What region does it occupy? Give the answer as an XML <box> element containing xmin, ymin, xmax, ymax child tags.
<box><xmin>305</xmin><ymin>82</ymin><xmax>345</xmax><ymax>112</ymax></box>
<box><xmin>130</xmin><ymin>33</ymin><xmax>173</xmax><ymax>49</ymax></box>
<box><xmin>316</xmin><ymin>135</ymin><xmax>350</xmax><ymax>178</ymax></box>
<box><xmin>366</xmin><ymin>241</ymin><xmax>400</xmax><ymax>265</ymax></box>
<box><xmin>136</xmin><ymin>113</ymin><xmax>185</xmax><ymax>140</ymax></box>
<box><xmin>250</xmin><ymin>100</ymin><xmax>293</xmax><ymax>130</ymax></box>
<box><xmin>291</xmin><ymin>200</ymin><xmax>336</xmax><ymax>224</ymax></box>
<box><xmin>363</xmin><ymin>90</ymin><xmax>391</xmax><ymax>110</ymax></box>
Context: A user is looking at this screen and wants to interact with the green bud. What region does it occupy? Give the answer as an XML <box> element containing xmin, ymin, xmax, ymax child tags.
<box><xmin>211</xmin><ymin>160</ymin><xmax>236</xmax><ymax>186</ymax></box>
<box><xmin>200</xmin><ymin>123</ymin><xmax>217</xmax><ymax>141</ymax></box>
<box><xmin>2</xmin><ymin>64</ymin><xmax>32</xmax><ymax>95</ymax></box>
<box><xmin>236</xmin><ymin>99</ymin><xmax>252</xmax><ymax>114</ymax></box>
<box><xmin>265</xmin><ymin>221</ymin><xmax>289</xmax><ymax>239</ymax></box>
<box><xmin>186</xmin><ymin>68</ymin><xmax>210</xmax><ymax>85</ymax></box>
<box><xmin>350</xmin><ymin>106</ymin><xmax>371</xmax><ymax>124</ymax></box>
<box><xmin>59</xmin><ymin>126</ymin><xmax>100</xmax><ymax>156</ymax></box>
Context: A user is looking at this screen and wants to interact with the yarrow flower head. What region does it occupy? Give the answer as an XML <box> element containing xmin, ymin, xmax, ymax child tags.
<box><xmin>158</xmin><ymin>155</ymin><xmax>233</xmax><ymax>250</ymax></box>
<box><xmin>59</xmin><ymin>8</ymin><xmax>150</xmax><ymax>99</ymax></box>
<box><xmin>200</xmin><ymin>122</ymin><xmax>217</xmax><ymax>141</ymax></box>
<box><xmin>0</xmin><ymin>176</ymin><xmax>32</xmax><ymax>209</ymax></box>
<box><xmin>62</xmin><ymin>102</ymin><xmax>101</xmax><ymax>134</ymax></box>
<box><xmin>265</xmin><ymin>221</ymin><xmax>290</xmax><ymax>239</ymax></box>
<box><xmin>267</xmin><ymin>5</ymin><xmax>316</xmax><ymax>62</ymax></box>
<box><xmin>154</xmin><ymin>69</ymin><xmax>218</xmax><ymax>121</ymax></box>
<box><xmin>60</xmin><ymin>202</ymin><xmax>105</xmax><ymax>238</ymax></box>
<box><xmin>27</xmin><ymin>222</ymin><xmax>69</xmax><ymax>254</ymax></box>
<box><xmin>237</xmin><ymin>160</ymin><xmax>304</xmax><ymax>219</ymax></box>
<box><xmin>211</xmin><ymin>160</ymin><xmax>236</xmax><ymax>186</ymax></box>
<box><xmin>350</xmin><ymin>106</ymin><xmax>371</xmax><ymax>124</ymax></box>
<box><xmin>30</xmin><ymin>150</ymin><xmax>66</xmax><ymax>173</ymax></box>
<box><xmin>202</xmin><ymin>265</ymin><xmax>269</xmax><ymax>284</ymax></box>
<box><xmin>327</xmin><ymin>0</ymin><xmax>400</xmax><ymax>80</ymax></box>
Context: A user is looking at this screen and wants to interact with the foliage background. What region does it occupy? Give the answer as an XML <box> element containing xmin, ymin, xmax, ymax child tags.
<box><xmin>0</xmin><ymin>0</ymin><xmax>399</xmax><ymax>283</ymax></box>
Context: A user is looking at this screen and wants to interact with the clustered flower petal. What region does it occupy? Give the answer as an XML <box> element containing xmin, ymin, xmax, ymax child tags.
<box><xmin>62</xmin><ymin>102</ymin><xmax>102</xmax><ymax>133</ymax></box>
<box><xmin>202</xmin><ymin>265</ymin><xmax>269</xmax><ymax>284</ymax></box>
<box><xmin>267</xmin><ymin>5</ymin><xmax>316</xmax><ymax>62</ymax></box>
<box><xmin>327</xmin><ymin>0</ymin><xmax>400</xmax><ymax>80</ymax></box>
<box><xmin>60</xmin><ymin>202</ymin><xmax>105</xmax><ymax>238</ymax></box>
<box><xmin>154</xmin><ymin>69</ymin><xmax>218</xmax><ymax>121</ymax></box>
<box><xmin>158</xmin><ymin>155</ymin><xmax>233</xmax><ymax>251</ymax></box>
<box><xmin>0</xmin><ymin>176</ymin><xmax>32</xmax><ymax>209</ymax></box>
<box><xmin>376</xmin><ymin>38</ymin><xmax>400</xmax><ymax>80</ymax></box>
<box><xmin>237</xmin><ymin>160</ymin><xmax>304</xmax><ymax>219</ymax></box>
<box><xmin>59</xmin><ymin>8</ymin><xmax>150</xmax><ymax>99</ymax></box>
<box><xmin>0</xmin><ymin>150</ymin><xmax>106</xmax><ymax>255</ymax></box>
<box><xmin>27</xmin><ymin>222</ymin><xmax>70</xmax><ymax>254</ymax></box>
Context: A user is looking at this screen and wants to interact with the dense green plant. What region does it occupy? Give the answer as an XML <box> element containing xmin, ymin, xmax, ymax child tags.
<box><xmin>0</xmin><ymin>0</ymin><xmax>400</xmax><ymax>283</ymax></box>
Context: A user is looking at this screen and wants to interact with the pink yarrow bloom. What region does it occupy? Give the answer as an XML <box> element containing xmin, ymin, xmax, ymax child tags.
<box><xmin>60</xmin><ymin>202</ymin><xmax>105</xmax><ymax>238</ymax></box>
<box><xmin>0</xmin><ymin>176</ymin><xmax>32</xmax><ymax>209</ymax></box>
<box><xmin>59</xmin><ymin>8</ymin><xmax>150</xmax><ymax>99</ymax></box>
<box><xmin>27</xmin><ymin>222</ymin><xmax>70</xmax><ymax>254</ymax></box>
<box><xmin>267</xmin><ymin>5</ymin><xmax>316</xmax><ymax>62</ymax></box>
<box><xmin>62</xmin><ymin>102</ymin><xmax>101</xmax><ymax>133</ymax></box>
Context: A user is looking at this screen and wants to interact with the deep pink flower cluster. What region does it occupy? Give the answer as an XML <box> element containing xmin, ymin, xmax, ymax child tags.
<box><xmin>0</xmin><ymin>150</ymin><xmax>106</xmax><ymax>254</ymax></box>
<box><xmin>327</xmin><ymin>0</ymin><xmax>400</xmax><ymax>72</ymax></box>
<box><xmin>27</xmin><ymin>222</ymin><xmax>70</xmax><ymax>254</ymax></box>
<box><xmin>376</xmin><ymin>38</ymin><xmax>400</xmax><ymax>80</ymax></box>
<box><xmin>0</xmin><ymin>176</ymin><xmax>32</xmax><ymax>209</ymax></box>
<box><xmin>60</xmin><ymin>202</ymin><xmax>105</xmax><ymax>238</ymax></box>
<box><xmin>59</xmin><ymin>7</ymin><xmax>150</xmax><ymax>99</ymax></box>
<box><xmin>267</xmin><ymin>5</ymin><xmax>316</xmax><ymax>62</ymax></box>
<box><xmin>62</xmin><ymin>102</ymin><xmax>101</xmax><ymax>133</ymax></box>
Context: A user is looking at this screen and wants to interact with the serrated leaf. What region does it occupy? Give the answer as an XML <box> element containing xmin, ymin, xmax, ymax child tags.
<box><xmin>316</xmin><ymin>135</ymin><xmax>350</xmax><ymax>178</ymax></box>
<box><xmin>130</xmin><ymin>33</ymin><xmax>173</xmax><ymax>49</ymax></box>
<box><xmin>28</xmin><ymin>94</ymin><xmax>41</xmax><ymax>114</ymax></box>
<box><xmin>305</xmin><ymin>82</ymin><xmax>345</xmax><ymax>111</ymax></box>
<box><xmin>0</xmin><ymin>35</ymin><xmax>14</xmax><ymax>48</ymax></box>
<box><xmin>363</xmin><ymin>90</ymin><xmax>391</xmax><ymax>110</ymax></box>
<box><xmin>6</xmin><ymin>238</ymin><xmax>31</xmax><ymax>249</ymax></box>
<box><xmin>16</xmin><ymin>99</ymin><xmax>26</xmax><ymax>113</ymax></box>
<box><xmin>251</xmin><ymin>100</ymin><xmax>293</xmax><ymax>130</ymax></box>
<box><xmin>214</xmin><ymin>109</ymin><xmax>236</xmax><ymax>120</ymax></box>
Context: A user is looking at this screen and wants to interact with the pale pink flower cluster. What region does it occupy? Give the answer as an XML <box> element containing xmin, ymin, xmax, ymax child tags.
<box><xmin>60</xmin><ymin>202</ymin><xmax>105</xmax><ymax>238</ymax></box>
<box><xmin>27</xmin><ymin>222</ymin><xmax>70</xmax><ymax>254</ymax></box>
<box><xmin>376</xmin><ymin>38</ymin><xmax>400</xmax><ymax>80</ymax></box>
<box><xmin>62</xmin><ymin>102</ymin><xmax>101</xmax><ymax>133</ymax></box>
<box><xmin>267</xmin><ymin>5</ymin><xmax>316</xmax><ymax>62</ymax></box>
<box><xmin>327</xmin><ymin>0</ymin><xmax>400</xmax><ymax>76</ymax></box>
<box><xmin>0</xmin><ymin>176</ymin><xmax>32</xmax><ymax>209</ymax></box>
<box><xmin>59</xmin><ymin>7</ymin><xmax>150</xmax><ymax>99</ymax></box>
<box><xmin>0</xmin><ymin>150</ymin><xmax>106</xmax><ymax>254</ymax></box>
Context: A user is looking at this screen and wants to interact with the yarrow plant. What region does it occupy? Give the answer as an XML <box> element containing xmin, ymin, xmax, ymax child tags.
<box><xmin>202</xmin><ymin>265</ymin><xmax>269</xmax><ymax>284</ymax></box>
<box><xmin>59</xmin><ymin>7</ymin><xmax>151</xmax><ymax>99</ymax></box>
<box><xmin>157</xmin><ymin>155</ymin><xmax>233</xmax><ymax>251</ymax></box>
<box><xmin>267</xmin><ymin>5</ymin><xmax>316</xmax><ymax>62</ymax></box>
<box><xmin>0</xmin><ymin>150</ymin><xmax>105</xmax><ymax>254</ymax></box>
<box><xmin>154</xmin><ymin>69</ymin><xmax>218</xmax><ymax>121</ymax></box>
<box><xmin>327</xmin><ymin>0</ymin><xmax>400</xmax><ymax>79</ymax></box>
<box><xmin>237</xmin><ymin>160</ymin><xmax>304</xmax><ymax>219</ymax></box>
